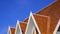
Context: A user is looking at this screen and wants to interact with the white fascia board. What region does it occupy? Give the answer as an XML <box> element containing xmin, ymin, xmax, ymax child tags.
<box><xmin>15</xmin><ymin>20</ymin><xmax>22</xmax><ymax>34</ymax></box>
<box><xmin>25</xmin><ymin>12</ymin><xmax>32</xmax><ymax>34</ymax></box>
<box><xmin>7</xmin><ymin>26</ymin><xmax>11</xmax><ymax>34</ymax></box>
<box><xmin>31</xmin><ymin>12</ymin><xmax>41</xmax><ymax>34</ymax></box>
<box><xmin>53</xmin><ymin>19</ymin><xmax>60</xmax><ymax>34</ymax></box>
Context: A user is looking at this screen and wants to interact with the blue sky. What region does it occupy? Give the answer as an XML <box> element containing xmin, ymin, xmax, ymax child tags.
<box><xmin>0</xmin><ymin>0</ymin><xmax>55</xmax><ymax>34</ymax></box>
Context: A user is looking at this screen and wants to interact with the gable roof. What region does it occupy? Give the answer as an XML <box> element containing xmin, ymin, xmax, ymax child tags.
<box><xmin>10</xmin><ymin>28</ymin><xmax>15</xmax><ymax>34</ymax></box>
<box><xmin>8</xmin><ymin>0</ymin><xmax>60</xmax><ymax>34</ymax></box>
<box><xmin>24</xmin><ymin>0</ymin><xmax>60</xmax><ymax>32</ymax></box>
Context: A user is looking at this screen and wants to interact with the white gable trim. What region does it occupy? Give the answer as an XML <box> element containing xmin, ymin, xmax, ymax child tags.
<box><xmin>7</xmin><ymin>26</ymin><xmax>11</xmax><ymax>34</ymax></box>
<box><xmin>25</xmin><ymin>12</ymin><xmax>41</xmax><ymax>34</ymax></box>
<box><xmin>53</xmin><ymin>19</ymin><xmax>60</xmax><ymax>34</ymax></box>
<box><xmin>15</xmin><ymin>20</ymin><xmax>22</xmax><ymax>34</ymax></box>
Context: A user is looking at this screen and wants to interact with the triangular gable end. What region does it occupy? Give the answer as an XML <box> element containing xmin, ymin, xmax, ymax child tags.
<box><xmin>15</xmin><ymin>20</ymin><xmax>22</xmax><ymax>34</ymax></box>
<box><xmin>8</xmin><ymin>26</ymin><xmax>15</xmax><ymax>34</ymax></box>
<box><xmin>7</xmin><ymin>26</ymin><xmax>11</xmax><ymax>34</ymax></box>
<box><xmin>25</xmin><ymin>12</ymin><xmax>41</xmax><ymax>34</ymax></box>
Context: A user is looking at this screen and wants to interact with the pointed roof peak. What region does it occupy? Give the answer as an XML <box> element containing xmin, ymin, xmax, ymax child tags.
<box><xmin>17</xmin><ymin>20</ymin><xmax>20</xmax><ymax>24</ymax></box>
<box><xmin>30</xmin><ymin>11</ymin><xmax>33</xmax><ymax>16</ymax></box>
<box><xmin>8</xmin><ymin>26</ymin><xmax>11</xmax><ymax>30</ymax></box>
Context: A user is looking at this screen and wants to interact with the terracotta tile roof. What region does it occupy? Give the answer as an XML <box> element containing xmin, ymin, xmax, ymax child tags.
<box><xmin>33</xmin><ymin>14</ymin><xmax>50</xmax><ymax>34</ymax></box>
<box><xmin>36</xmin><ymin>0</ymin><xmax>60</xmax><ymax>33</ymax></box>
<box><xmin>19</xmin><ymin>22</ymin><xmax>27</xmax><ymax>34</ymax></box>
<box><xmin>24</xmin><ymin>0</ymin><xmax>60</xmax><ymax>32</ymax></box>
<box><xmin>36</xmin><ymin>0</ymin><xmax>60</xmax><ymax>18</ymax></box>
<box><xmin>57</xmin><ymin>0</ymin><xmax>60</xmax><ymax>1</ymax></box>
<box><xmin>10</xmin><ymin>28</ymin><xmax>15</xmax><ymax>34</ymax></box>
<box><xmin>8</xmin><ymin>0</ymin><xmax>60</xmax><ymax>34</ymax></box>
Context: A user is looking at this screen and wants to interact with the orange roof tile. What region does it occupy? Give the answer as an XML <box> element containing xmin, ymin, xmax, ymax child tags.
<box><xmin>36</xmin><ymin>0</ymin><xmax>60</xmax><ymax>18</ymax></box>
<box><xmin>33</xmin><ymin>14</ymin><xmax>50</xmax><ymax>34</ymax></box>
<box><xmin>8</xmin><ymin>0</ymin><xmax>60</xmax><ymax>34</ymax></box>
<box><xmin>24</xmin><ymin>0</ymin><xmax>60</xmax><ymax>32</ymax></box>
<box><xmin>36</xmin><ymin>0</ymin><xmax>60</xmax><ymax>33</ymax></box>
<box><xmin>10</xmin><ymin>28</ymin><xmax>15</xmax><ymax>34</ymax></box>
<box><xmin>19</xmin><ymin>22</ymin><xmax>27</xmax><ymax>34</ymax></box>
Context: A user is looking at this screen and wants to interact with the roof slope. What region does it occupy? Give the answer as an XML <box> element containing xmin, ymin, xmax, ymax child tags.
<box><xmin>36</xmin><ymin>0</ymin><xmax>60</xmax><ymax>18</ymax></box>
<box><xmin>24</xmin><ymin>0</ymin><xmax>60</xmax><ymax>31</ymax></box>
<box><xmin>33</xmin><ymin>14</ymin><xmax>50</xmax><ymax>34</ymax></box>
<box><xmin>36</xmin><ymin>0</ymin><xmax>60</xmax><ymax>33</ymax></box>
<box><xmin>19</xmin><ymin>22</ymin><xmax>27</xmax><ymax>34</ymax></box>
<box><xmin>8</xmin><ymin>0</ymin><xmax>60</xmax><ymax>34</ymax></box>
<box><xmin>10</xmin><ymin>28</ymin><xmax>15</xmax><ymax>34</ymax></box>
